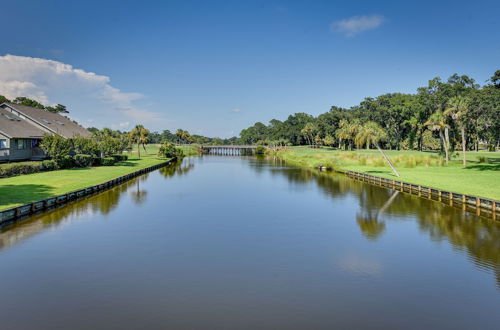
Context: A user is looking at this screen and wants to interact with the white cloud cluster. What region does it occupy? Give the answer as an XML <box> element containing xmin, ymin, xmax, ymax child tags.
<box><xmin>331</xmin><ymin>15</ymin><xmax>385</xmax><ymax>37</ymax></box>
<box><xmin>0</xmin><ymin>54</ymin><xmax>167</xmax><ymax>129</ymax></box>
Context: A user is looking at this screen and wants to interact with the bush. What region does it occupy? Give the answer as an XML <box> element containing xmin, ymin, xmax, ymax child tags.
<box><xmin>101</xmin><ymin>157</ymin><xmax>117</xmax><ymax>166</ymax></box>
<box><xmin>158</xmin><ymin>142</ymin><xmax>184</xmax><ymax>158</ymax></box>
<box><xmin>74</xmin><ymin>154</ymin><xmax>93</xmax><ymax>167</ymax></box>
<box><xmin>41</xmin><ymin>160</ymin><xmax>58</xmax><ymax>171</ymax></box>
<box><xmin>92</xmin><ymin>157</ymin><xmax>102</xmax><ymax>166</ymax></box>
<box><xmin>111</xmin><ymin>154</ymin><xmax>128</xmax><ymax>162</ymax></box>
<box><xmin>57</xmin><ymin>155</ymin><xmax>75</xmax><ymax>169</ymax></box>
<box><xmin>0</xmin><ymin>161</ymin><xmax>43</xmax><ymax>177</ymax></box>
<box><xmin>255</xmin><ymin>145</ymin><xmax>266</xmax><ymax>155</ymax></box>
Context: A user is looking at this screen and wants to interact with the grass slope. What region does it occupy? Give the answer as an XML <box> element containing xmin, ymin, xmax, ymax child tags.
<box><xmin>275</xmin><ymin>147</ymin><xmax>500</xmax><ymax>200</ymax></box>
<box><xmin>0</xmin><ymin>145</ymin><xmax>169</xmax><ymax>210</ymax></box>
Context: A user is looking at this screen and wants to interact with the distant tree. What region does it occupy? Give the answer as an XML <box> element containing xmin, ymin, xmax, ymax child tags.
<box><xmin>300</xmin><ymin>122</ymin><xmax>317</xmax><ymax>146</ymax></box>
<box><xmin>425</xmin><ymin>111</ymin><xmax>450</xmax><ymax>163</ymax></box>
<box><xmin>0</xmin><ymin>95</ymin><xmax>10</xmax><ymax>104</ymax></box>
<box><xmin>445</xmin><ymin>96</ymin><xmax>471</xmax><ymax>166</ymax></box>
<box><xmin>129</xmin><ymin>125</ymin><xmax>150</xmax><ymax>158</ymax></box>
<box><xmin>489</xmin><ymin>69</ymin><xmax>500</xmax><ymax>88</ymax></box>
<box><xmin>355</xmin><ymin>122</ymin><xmax>400</xmax><ymax>177</ymax></box>
<box><xmin>13</xmin><ymin>97</ymin><xmax>45</xmax><ymax>109</ymax></box>
<box><xmin>322</xmin><ymin>135</ymin><xmax>335</xmax><ymax>147</ymax></box>
<box><xmin>46</xmin><ymin>104</ymin><xmax>69</xmax><ymax>113</ymax></box>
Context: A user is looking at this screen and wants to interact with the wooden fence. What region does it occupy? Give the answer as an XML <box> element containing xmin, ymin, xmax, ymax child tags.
<box><xmin>343</xmin><ymin>170</ymin><xmax>499</xmax><ymax>220</ymax></box>
<box><xmin>0</xmin><ymin>158</ymin><xmax>176</xmax><ymax>226</ymax></box>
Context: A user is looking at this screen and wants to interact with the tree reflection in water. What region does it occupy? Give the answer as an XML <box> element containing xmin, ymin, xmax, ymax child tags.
<box><xmin>257</xmin><ymin>157</ymin><xmax>500</xmax><ymax>287</ymax></box>
<box><xmin>0</xmin><ymin>162</ymin><xmax>183</xmax><ymax>251</ymax></box>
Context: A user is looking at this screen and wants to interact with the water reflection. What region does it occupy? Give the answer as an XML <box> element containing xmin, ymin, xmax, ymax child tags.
<box><xmin>0</xmin><ymin>162</ymin><xmax>182</xmax><ymax>251</ymax></box>
<box><xmin>259</xmin><ymin>157</ymin><xmax>500</xmax><ymax>287</ymax></box>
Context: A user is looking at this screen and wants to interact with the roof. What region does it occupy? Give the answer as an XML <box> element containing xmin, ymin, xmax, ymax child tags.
<box><xmin>1</xmin><ymin>103</ymin><xmax>91</xmax><ymax>138</ymax></box>
<box><xmin>0</xmin><ymin>108</ymin><xmax>46</xmax><ymax>138</ymax></box>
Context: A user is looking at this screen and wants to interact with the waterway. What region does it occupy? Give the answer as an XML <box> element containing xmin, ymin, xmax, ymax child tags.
<box><xmin>0</xmin><ymin>156</ymin><xmax>499</xmax><ymax>329</ymax></box>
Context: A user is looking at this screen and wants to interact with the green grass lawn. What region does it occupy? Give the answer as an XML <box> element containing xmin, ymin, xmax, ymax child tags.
<box><xmin>0</xmin><ymin>145</ymin><xmax>169</xmax><ymax>210</ymax></box>
<box><xmin>275</xmin><ymin>146</ymin><xmax>500</xmax><ymax>200</ymax></box>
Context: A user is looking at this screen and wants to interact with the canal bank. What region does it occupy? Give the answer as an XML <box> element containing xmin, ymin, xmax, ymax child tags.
<box><xmin>0</xmin><ymin>158</ymin><xmax>177</xmax><ymax>225</ymax></box>
<box><xmin>270</xmin><ymin>147</ymin><xmax>500</xmax><ymax>218</ymax></box>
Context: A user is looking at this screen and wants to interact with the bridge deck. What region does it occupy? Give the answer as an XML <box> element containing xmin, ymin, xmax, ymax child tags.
<box><xmin>200</xmin><ymin>145</ymin><xmax>256</xmax><ymax>149</ymax></box>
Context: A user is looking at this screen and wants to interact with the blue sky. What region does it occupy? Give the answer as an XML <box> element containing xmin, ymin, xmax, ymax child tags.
<box><xmin>0</xmin><ymin>0</ymin><xmax>499</xmax><ymax>137</ymax></box>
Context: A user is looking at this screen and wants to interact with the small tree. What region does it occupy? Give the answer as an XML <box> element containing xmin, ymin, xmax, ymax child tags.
<box><xmin>425</xmin><ymin>111</ymin><xmax>450</xmax><ymax>163</ymax></box>
<box><xmin>72</xmin><ymin>135</ymin><xmax>99</xmax><ymax>156</ymax></box>
<box><xmin>355</xmin><ymin>122</ymin><xmax>400</xmax><ymax>177</ymax></box>
<box><xmin>41</xmin><ymin>134</ymin><xmax>72</xmax><ymax>165</ymax></box>
<box><xmin>323</xmin><ymin>135</ymin><xmax>335</xmax><ymax>147</ymax></box>
<box><xmin>445</xmin><ymin>96</ymin><xmax>470</xmax><ymax>166</ymax></box>
<box><xmin>157</xmin><ymin>142</ymin><xmax>184</xmax><ymax>158</ymax></box>
<box><xmin>129</xmin><ymin>125</ymin><xmax>150</xmax><ymax>158</ymax></box>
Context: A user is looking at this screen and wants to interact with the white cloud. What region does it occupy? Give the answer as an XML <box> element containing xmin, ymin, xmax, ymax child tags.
<box><xmin>0</xmin><ymin>54</ymin><xmax>168</xmax><ymax>129</ymax></box>
<box><xmin>231</xmin><ymin>108</ymin><xmax>241</xmax><ymax>113</ymax></box>
<box><xmin>331</xmin><ymin>15</ymin><xmax>385</xmax><ymax>37</ymax></box>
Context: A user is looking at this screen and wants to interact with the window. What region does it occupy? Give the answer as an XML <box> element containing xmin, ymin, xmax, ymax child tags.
<box><xmin>15</xmin><ymin>139</ymin><xmax>28</xmax><ymax>150</ymax></box>
<box><xmin>0</xmin><ymin>139</ymin><xmax>7</xmax><ymax>149</ymax></box>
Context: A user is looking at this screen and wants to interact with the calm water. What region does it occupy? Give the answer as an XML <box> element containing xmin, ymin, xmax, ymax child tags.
<box><xmin>0</xmin><ymin>156</ymin><xmax>499</xmax><ymax>329</ymax></box>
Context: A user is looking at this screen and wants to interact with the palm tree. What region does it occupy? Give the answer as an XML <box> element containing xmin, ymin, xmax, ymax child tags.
<box><xmin>301</xmin><ymin>123</ymin><xmax>316</xmax><ymax>146</ymax></box>
<box><xmin>335</xmin><ymin>120</ymin><xmax>361</xmax><ymax>150</ymax></box>
<box><xmin>129</xmin><ymin>125</ymin><xmax>150</xmax><ymax>159</ymax></box>
<box><xmin>355</xmin><ymin>121</ymin><xmax>400</xmax><ymax>177</ymax></box>
<box><xmin>425</xmin><ymin>111</ymin><xmax>450</xmax><ymax>163</ymax></box>
<box><xmin>445</xmin><ymin>96</ymin><xmax>471</xmax><ymax>166</ymax></box>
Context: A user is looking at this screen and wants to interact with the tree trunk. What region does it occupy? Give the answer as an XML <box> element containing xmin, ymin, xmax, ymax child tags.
<box><xmin>375</xmin><ymin>143</ymin><xmax>400</xmax><ymax>177</ymax></box>
<box><xmin>440</xmin><ymin>129</ymin><xmax>449</xmax><ymax>163</ymax></box>
<box><xmin>137</xmin><ymin>143</ymin><xmax>141</xmax><ymax>159</ymax></box>
<box><xmin>461</xmin><ymin>126</ymin><xmax>466</xmax><ymax>166</ymax></box>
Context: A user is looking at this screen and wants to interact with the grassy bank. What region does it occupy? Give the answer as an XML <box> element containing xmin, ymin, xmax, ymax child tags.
<box><xmin>0</xmin><ymin>145</ymin><xmax>170</xmax><ymax>210</ymax></box>
<box><xmin>274</xmin><ymin>147</ymin><xmax>500</xmax><ymax>200</ymax></box>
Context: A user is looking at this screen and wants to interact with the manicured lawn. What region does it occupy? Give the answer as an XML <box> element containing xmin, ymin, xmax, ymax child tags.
<box><xmin>275</xmin><ymin>147</ymin><xmax>500</xmax><ymax>200</ymax></box>
<box><xmin>0</xmin><ymin>145</ymin><xmax>169</xmax><ymax>210</ymax></box>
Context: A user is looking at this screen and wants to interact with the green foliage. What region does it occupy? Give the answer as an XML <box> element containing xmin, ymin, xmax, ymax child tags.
<box><xmin>0</xmin><ymin>162</ymin><xmax>42</xmax><ymax>177</ymax></box>
<box><xmin>101</xmin><ymin>157</ymin><xmax>117</xmax><ymax>166</ymax></box>
<box><xmin>41</xmin><ymin>160</ymin><xmax>58</xmax><ymax>171</ymax></box>
<box><xmin>41</xmin><ymin>134</ymin><xmax>72</xmax><ymax>163</ymax></box>
<box><xmin>74</xmin><ymin>154</ymin><xmax>93</xmax><ymax>167</ymax></box>
<box><xmin>129</xmin><ymin>125</ymin><xmax>150</xmax><ymax>158</ymax></box>
<box><xmin>73</xmin><ymin>135</ymin><xmax>99</xmax><ymax>156</ymax></box>
<box><xmin>255</xmin><ymin>145</ymin><xmax>266</xmax><ymax>155</ymax></box>
<box><xmin>111</xmin><ymin>154</ymin><xmax>128</xmax><ymax>162</ymax></box>
<box><xmin>58</xmin><ymin>155</ymin><xmax>75</xmax><ymax>169</ymax></box>
<box><xmin>0</xmin><ymin>159</ymin><xmax>59</xmax><ymax>177</ymax></box>
<box><xmin>157</xmin><ymin>142</ymin><xmax>184</xmax><ymax>158</ymax></box>
<box><xmin>236</xmin><ymin>71</ymin><xmax>500</xmax><ymax>154</ymax></box>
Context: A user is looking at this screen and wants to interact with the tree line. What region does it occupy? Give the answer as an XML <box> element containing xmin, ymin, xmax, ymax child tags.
<box><xmin>238</xmin><ymin>70</ymin><xmax>500</xmax><ymax>158</ymax></box>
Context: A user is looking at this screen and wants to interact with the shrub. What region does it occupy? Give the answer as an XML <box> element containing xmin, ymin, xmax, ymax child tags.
<box><xmin>74</xmin><ymin>154</ymin><xmax>93</xmax><ymax>167</ymax></box>
<box><xmin>255</xmin><ymin>145</ymin><xmax>266</xmax><ymax>155</ymax></box>
<box><xmin>0</xmin><ymin>162</ymin><xmax>43</xmax><ymax>177</ymax></box>
<box><xmin>41</xmin><ymin>134</ymin><xmax>72</xmax><ymax>163</ymax></box>
<box><xmin>478</xmin><ymin>156</ymin><xmax>487</xmax><ymax>163</ymax></box>
<box><xmin>101</xmin><ymin>157</ymin><xmax>116</xmax><ymax>166</ymax></box>
<box><xmin>92</xmin><ymin>157</ymin><xmax>102</xmax><ymax>166</ymax></box>
<box><xmin>58</xmin><ymin>155</ymin><xmax>75</xmax><ymax>169</ymax></box>
<box><xmin>111</xmin><ymin>154</ymin><xmax>128</xmax><ymax>162</ymax></box>
<box><xmin>158</xmin><ymin>142</ymin><xmax>184</xmax><ymax>158</ymax></box>
<box><xmin>41</xmin><ymin>160</ymin><xmax>58</xmax><ymax>171</ymax></box>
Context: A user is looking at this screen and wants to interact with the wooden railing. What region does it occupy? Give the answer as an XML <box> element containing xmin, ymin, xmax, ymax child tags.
<box><xmin>343</xmin><ymin>170</ymin><xmax>499</xmax><ymax>220</ymax></box>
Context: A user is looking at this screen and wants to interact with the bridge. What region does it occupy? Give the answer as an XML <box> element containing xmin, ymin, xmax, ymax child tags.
<box><xmin>200</xmin><ymin>145</ymin><xmax>257</xmax><ymax>155</ymax></box>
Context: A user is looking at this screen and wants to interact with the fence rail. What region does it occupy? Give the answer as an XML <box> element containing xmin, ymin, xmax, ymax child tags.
<box><xmin>343</xmin><ymin>170</ymin><xmax>499</xmax><ymax>220</ymax></box>
<box><xmin>0</xmin><ymin>158</ymin><xmax>176</xmax><ymax>226</ymax></box>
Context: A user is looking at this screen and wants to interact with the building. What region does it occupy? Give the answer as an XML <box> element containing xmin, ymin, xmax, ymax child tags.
<box><xmin>0</xmin><ymin>102</ymin><xmax>91</xmax><ymax>162</ymax></box>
